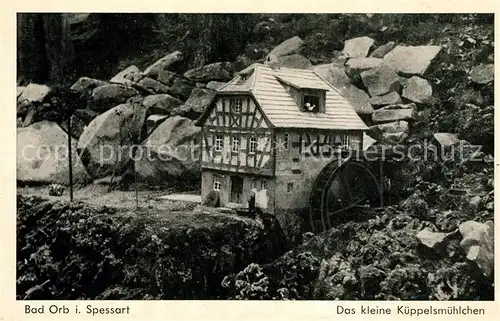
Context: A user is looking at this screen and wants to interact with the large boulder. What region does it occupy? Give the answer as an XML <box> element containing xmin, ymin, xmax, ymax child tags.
<box><xmin>459</xmin><ymin>220</ymin><xmax>494</xmax><ymax>278</ymax></box>
<box><xmin>315</xmin><ymin>63</ymin><xmax>373</xmax><ymax>115</ymax></box>
<box><xmin>89</xmin><ymin>84</ymin><xmax>138</xmax><ymax>112</ymax></box>
<box><xmin>77</xmin><ymin>103</ymin><xmax>138</xmax><ymax>178</ymax></box>
<box><xmin>17</xmin><ymin>86</ymin><xmax>24</xmax><ymax>99</ymax></box>
<box><xmin>361</xmin><ymin>65</ymin><xmax>401</xmax><ymax>97</ymax></box>
<box><xmin>184</xmin><ymin>62</ymin><xmax>234</xmax><ymax>83</ymax></box>
<box><xmin>342</xmin><ymin>36</ymin><xmax>374</xmax><ymax>58</ymax></box>
<box><xmin>173</xmin><ymin>88</ymin><xmax>216</xmax><ymax>120</ymax></box>
<box><xmin>383</xmin><ymin>45</ymin><xmax>441</xmax><ymax>75</ymax></box>
<box><xmin>110</xmin><ymin>65</ymin><xmax>144</xmax><ymax>85</ymax></box>
<box><xmin>369</xmin><ymin>41</ymin><xmax>396</xmax><ymax>58</ymax></box>
<box><xmin>372</xmin><ymin>103</ymin><xmax>417</xmax><ymax>124</ymax></box>
<box><xmin>469</xmin><ymin>64</ymin><xmax>494</xmax><ymax>84</ymax></box>
<box><xmin>362</xmin><ymin>133</ymin><xmax>377</xmax><ymax>150</ymax></box>
<box><xmin>339</xmin><ymin>84</ymin><xmax>374</xmax><ymax>115</ymax></box>
<box><xmin>276</xmin><ymin>54</ymin><xmax>312</xmax><ymax>69</ymax></box>
<box><xmin>137</xmin><ymin>77</ymin><xmax>170</xmax><ymax>94</ymax></box>
<box><xmin>70</xmin><ymin>77</ymin><xmax>108</xmax><ymax>97</ymax></box>
<box><xmin>157</xmin><ymin>69</ymin><xmax>178</xmax><ymax>86</ymax></box>
<box><xmin>433</xmin><ymin>133</ymin><xmax>460</xmax><ymax>155</ymax></box>
<box><xmin>313</xmin><ymin>63</ymin><xmax>351</xmax><ymax>89</ymax></box>
<box><xmin>136</xmin><ymin>116</ymin><xmax>201</xmax><ymax>183</ymax></box>
<box><xmin>19</xmin><ymin>83</ymin><xmax>51</xmax><ymax>103</ymax></box>
<box><xmin>17</xmin><ymin>121</ymin><xmax>90</xmax><ymax>185</ymax></box>
<box><xmin>369</xmin><ymin>91</ymin><xmax>402</xmax><ymax>107</ymax></box>
<box><xmin>206</xmin><ymin>81</ymin><xmax>227</xmax><ymax>90</ymax></box>
<box><xmin>416</xmin><ymin>228</ymin><xmax>451</xmax><ymax>250</ymax></box>
<box><xmin>143</xmin><ymin>51</ymin><xmax>184</xmax><ymax>78</ymax></box>
<box><xmin>145</xmin><ymin>114</ymin><xmax>169</xmax><ymax>136</ymax></box>
<box><xmin>268</xmin><ymin>36</ymin><xmax>304</xmax><ymax>58</ymax></box>
<box><xmin>142</xmin><ymin>94</ymin><xmax>183</xmax><ymax>116</ymax></box>
<box><xmin>345</xmin><ymin>57</ymin><xmax>383</xmax><ymax>76</ymax></box>
<box><xmin>369</xmin><ymin>120</ymin><xmax>410</xmax><ymax>144</ymax></box>
<box><xmin>402</xmin><ymin>76</ymin><xmax>433</xmax><ymax>103</ymax></box>
<box><xmin>168</xmin><ymin>76</ymin><xmax>195</xmax><ymax>100</ymax></box>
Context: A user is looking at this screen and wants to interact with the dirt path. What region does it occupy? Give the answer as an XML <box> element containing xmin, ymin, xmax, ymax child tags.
<box><xmin>18</xmin><ymin>184</ymin><xmax>201</xmax><ymax>211</ymax></box>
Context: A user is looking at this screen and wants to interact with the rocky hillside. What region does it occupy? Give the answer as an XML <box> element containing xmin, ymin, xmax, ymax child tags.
<box><xmin>16</xmin><ymin>13</ymin><xmax>494</xmax><ymax>188</ymax></box>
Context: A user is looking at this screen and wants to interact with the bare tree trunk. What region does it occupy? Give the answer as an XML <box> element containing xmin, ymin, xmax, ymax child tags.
<box><xmin>68</xmin><ymin>115</ymin><xmax>74</xmax><ymax>201</ymax></box>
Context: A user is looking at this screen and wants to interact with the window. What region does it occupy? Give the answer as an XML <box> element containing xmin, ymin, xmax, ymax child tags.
<box><xmin>232</xmin><ymin>97</ymin><xmax>242</xmax><ymax>113</ymax></box>
<box><xmin>260</xmin><ymin>180</ymin><xmax>268</xmax><ymax>190</ymax></box>
<box><xmin>341</xmin><ymin>135</ymin><xmax>350</xmax><ymax>149</ymax></box>
<box><xmin>249</xmin><ymin>136</ymin><xmax>257</xmax><ymax>153</ymax></box>
<box><xmin>250</xmin><ymin>180</ymin><xmax>257</xmax><ymax>190</ymax></box>
<box><xmin>283</xmin><ymin>133</ymin><xmax>290</xmax><ymax>150</ymax></box>
<box><xmin>213</xmin><ymin>176</ymin><xmax>222</xmax><ymax>191</ymax></box>
<box><xmin>303</xmin><ymin>94</ymin><xmax>320</xmax><ymax>113</ymax></box>
<box><xmin>232</xmin><ymin>136</ymin><xmax>240</xmax><ymax>153</ymax></box>
<box><xmin>215</xmin><ymin>135</ymin><xmax>224</xmax><ymax>152</ymax></box>
<box><xmin>287</xmin><ymin>182</ymin><xmax>294</xmax><ymax>193</ymax></box>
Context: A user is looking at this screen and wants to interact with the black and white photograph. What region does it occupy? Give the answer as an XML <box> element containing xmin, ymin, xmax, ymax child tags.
<box><xmin>14</xmin><ymin>12</ymin><xmax>494</xmax><ymax>303</ymax></box>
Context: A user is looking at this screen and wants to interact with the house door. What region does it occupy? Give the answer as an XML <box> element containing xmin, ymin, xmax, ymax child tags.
<box><xmin>230</xmin><ymin>175</ymin><xmax>243</xmax><ymax>204</ymax></box>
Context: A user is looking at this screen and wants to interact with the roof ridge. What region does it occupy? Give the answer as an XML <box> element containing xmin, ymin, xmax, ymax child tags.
<box><xmin>250</xmin><ymin>64</ymin><xmax>261</xmax><ymax>91</ymax></box>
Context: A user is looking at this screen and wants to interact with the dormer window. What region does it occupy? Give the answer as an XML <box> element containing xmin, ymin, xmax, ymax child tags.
<box><xmin>302</xmin><ymin>90</ymin><xmax>324</xmax><ymax>113</ymax></box>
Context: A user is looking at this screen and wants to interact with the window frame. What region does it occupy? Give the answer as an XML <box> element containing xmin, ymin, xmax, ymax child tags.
<box><xmin>341</xmin><ymin>134</ymin><xmax>350</xmax><ymax>149</ymax></box>
<box><xmin>260</xmin><ymin>180</ymin><xmax>268</xmax><ymax>190</ymax></box>
<box><xmin>231</xmin><ymin>136</ymin><xmax>240</xmax><ymax>153</ymax></box>
<box><xmin>301</xmin><ymin>89</ymin><xmax>325</xmax><ymax>113</ymax></box>
<box><xmin>232</xmin><ymin>97</ymin><xmax>242</xmax><ymax>113</ymax></box>
<box><xmin>283</xmin><ymin>133</ymin><xmax>290</xmax><ymax>150</ymax></box>
<box><xmin>286</xmin><ymin>182</ymin><xmax>294</xmax><ymax>194</ymax></box>
<box><xmin>249</xmin><ymin>136</ymin><xmax>257</xmax><ymax>154</ymax></box>
<box><xmin>213</xmin><ymin>176</ymin><xmax>222</xmax><ymax>191</ymax></box>
<box><xmin>215</xmin><ymin>134</ymin><xmax>224</xmax><ymax>152</ymax></box>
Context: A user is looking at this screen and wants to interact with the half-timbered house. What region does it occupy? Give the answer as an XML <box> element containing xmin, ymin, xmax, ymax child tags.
<box><xmin>196</xmin><ymin>63</ymin><xmax>368</xmax><ymax>217</ymax></box>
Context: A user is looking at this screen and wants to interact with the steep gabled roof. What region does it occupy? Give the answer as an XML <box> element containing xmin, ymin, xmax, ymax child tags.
<box><xmin>216</xmin><ymin>64</ymin><xmax>368</xmax><ymax>130</ymax></box>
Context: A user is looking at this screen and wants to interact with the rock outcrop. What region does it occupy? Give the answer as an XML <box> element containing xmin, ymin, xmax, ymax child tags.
<box><xmin>77</xmin><ymin>103</ymin><xmax>138</xmax><ymax>178</ymax></box>
<box><xmin>70</xmin><ymin>77</ymin><xmax>108</xmax><ymax>97</ymax></box>
<box><xmin>89</xmin><ymin>84</ymin><xmax>138</xmax><ymax>112</ymax></box>
<box><xmin>142</xmin><ymin>94</ymin><xmax>183</xmax><ymax>116</ymax></box>
<box><xmin>402</xmin><ymin>76</ymin><xmax>433</xmax><ymax>103</ymax></box>
<box><xmin>361</xmin><ymin>65</ymin><xmax>401</xmax><ymax>97</ymax></box>
<box><xmin>342</xmin><ymin>36</ymin><xmax>374</xmax><ymax>58</ymax></box>
<box><xmin>143</xmin><ymin>51</ymin><xmax>184</xmax><ymax>78</ymax></box>
<box><xmin>19</xmin><ymin>83</ymin><xmax>51</xmax><ymax>103</ymax></box>
<box><xmin>110</xmin><ymin>65</ymin><xmax>143</xmax><ymax>85</ymax></box>
<box><xmin>372</xmin><ymin>103</ymin><xmax>417</xmax><ymax>124</ymax></box>
<box><xmin>459</xmin><ymin>220</ymin><xmax>494</xmax><ymax>278</ymax></box>
<box><xmin>136</xmin><ymin>116</ymin><xmax>201</xmax><ymax>183</ymax></box>
<box><xmin>369</xmin><ymin>91</ymin><xmax>402</xmax><ymax>107</ymax></box>
<box><xmin>382</xmin><ymin>45</ymin><xmax>441</xmax><ymax>75</ymax></box>
<box><xmin>184</xmin><ymin>62</ymin><xmax>234</xmax><ymax>83</ymax></box>
<box><xmin>469</xmin><ymin>64</ymin><xmax>494</xmax><ymax>84</ymax></box>
<box><xmin>17</xmin><ymin>121</ymin><xmax>90</xmax><ymax>185</ymax></box>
